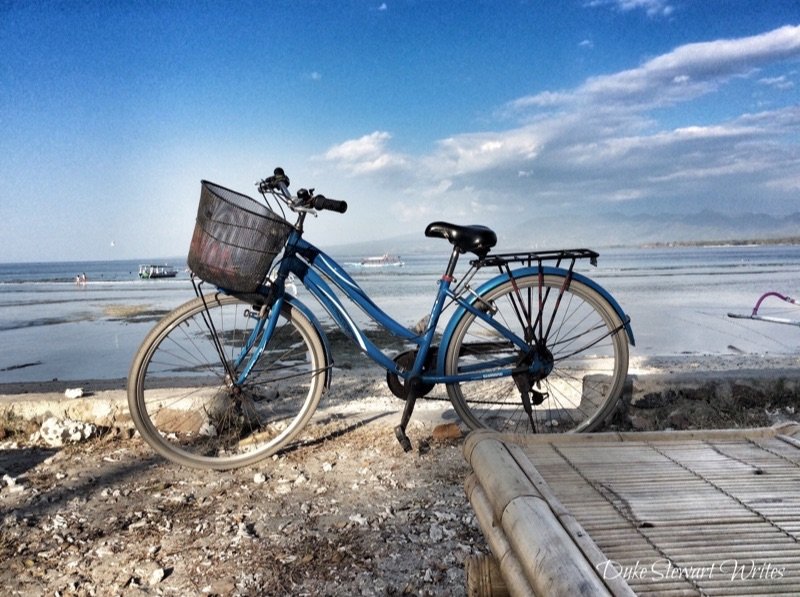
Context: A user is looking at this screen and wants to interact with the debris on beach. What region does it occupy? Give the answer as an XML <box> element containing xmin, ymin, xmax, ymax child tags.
<box><xmin>35</xmin><ymin>416</ymin><xmax>97</xmax><ymax>447</ymax></box>
<box><xmin>64</xmin><ymin>387</ymin><xmax>84</xmax><ymax>399</ymax></box>
<box><xmin>0</xmin><ymin>413</ymin><xmax>484</xmax><ymax>596</ymax></box>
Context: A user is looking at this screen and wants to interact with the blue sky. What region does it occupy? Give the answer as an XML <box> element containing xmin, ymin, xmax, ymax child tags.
<box><xmin>2</xmin><ymin>0</ymin><xmax>799</xmax><ymax>262</ymax></box>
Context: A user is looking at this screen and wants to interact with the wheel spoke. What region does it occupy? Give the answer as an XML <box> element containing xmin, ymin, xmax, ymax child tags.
<box><xmin>445</xmin><ymin>274</ymin><xmax>628</xmax><ymax>434</ymax></box>
<box><xmin>128</xmin><ymin>295</ymin><xmax>328</xmax><ymax>469</ymax></box>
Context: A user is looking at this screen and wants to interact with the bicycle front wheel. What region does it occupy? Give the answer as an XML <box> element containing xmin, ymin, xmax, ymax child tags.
<box><xmin>444</xmin><ymin>274</ymin><xmax>629</xmax><ymax>433</ymax></box>
<box><xmin>127</xmin><ymin>294</ymin><xmax>328</xmax><ymax>469</ymax></box>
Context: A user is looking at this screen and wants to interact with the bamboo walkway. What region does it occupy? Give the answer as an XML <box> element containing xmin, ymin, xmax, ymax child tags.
<box><xmin>463</xmin><ymin>424</ymin><xmax>800</xmax><ymax>597</ymax></box>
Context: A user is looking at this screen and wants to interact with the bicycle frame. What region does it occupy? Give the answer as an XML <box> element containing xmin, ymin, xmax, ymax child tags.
<box><xmin>133</xmin><ymin>173</ymin><xmax>637</xmax><ymax>465</ymax></box>
<box><xmin>226</xmin><ymin>228</ymin><xmax>634</xmax><ymax>389</ymax></box>
<box><xmin>229</xmin><ymin>230</ymin><xmax>541</xmax><ymax>388</ymax></box>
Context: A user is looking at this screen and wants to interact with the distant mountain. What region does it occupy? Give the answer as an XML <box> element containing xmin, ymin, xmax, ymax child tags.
<box><xmin>328</xmin><ymin>232</ymin><xmax>440</xmax><ymax>258</ymax></box>
<box><xmin>504</xmin><ymin>210</ymin><xmax>800</xmax><ymax>250</ymax></box>
<box><xmin>328</xmin><ymin>210</ymin><xmax>800</xmax><ymax>256</ymax></box>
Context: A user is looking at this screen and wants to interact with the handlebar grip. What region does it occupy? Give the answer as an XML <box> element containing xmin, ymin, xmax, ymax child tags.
<box><xmin>312</xmin><ymin>194</ymin><xmax>348</xmax><ymax>213</ymax></box>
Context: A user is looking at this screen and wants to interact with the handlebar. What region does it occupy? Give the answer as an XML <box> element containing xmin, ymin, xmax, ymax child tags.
<box><xmin>258</xmin><ymin>167</ymin><xmax>347</xmax><ymax>214</ymax></box>
<box><xmin>311</xmin><ymin>194</ymin><xmax>348</xmax><ymax>213</ymax></box>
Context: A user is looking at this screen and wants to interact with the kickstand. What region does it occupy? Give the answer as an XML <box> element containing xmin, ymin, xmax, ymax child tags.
<box><xmin>394</xmin><ymin>382</ymin><xmax>419</xmax><ymax>453</ymax></box>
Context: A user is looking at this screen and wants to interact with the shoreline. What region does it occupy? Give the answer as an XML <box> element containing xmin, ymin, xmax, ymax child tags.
<box><xmin>3</xmin><ymin>354</ymin><xmax>800</xmax><ymax>437</ymax></box>
<box><xmin>0</xmin><ymin>377</ymin><xmax>129</xmax><ymax>396</ymax></box>
<box><xmin>1</xmin><ymin>351</ymin><xmax>799</xmax><ymax>397</ymax></box>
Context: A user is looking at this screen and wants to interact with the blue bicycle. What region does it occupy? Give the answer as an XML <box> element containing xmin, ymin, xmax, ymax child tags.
<box><xmin>128</xmin><ymin>169</ymin><xmax>634</xmax><ymax>469</ymax></box>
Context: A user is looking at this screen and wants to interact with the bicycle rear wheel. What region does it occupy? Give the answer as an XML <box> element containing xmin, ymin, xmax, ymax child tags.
<box><xmin>444</xmin><ymin>273</ymin><xmax>629</xmax><ymax>433</ymax></box>
<box><xmin>127</xmin><ymin>294</ymin><xmax>328</xmax><ymax>469</ymax></box>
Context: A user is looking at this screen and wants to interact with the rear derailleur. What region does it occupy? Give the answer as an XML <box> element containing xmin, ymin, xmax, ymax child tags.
<box><xmin>512</xmin><ymin>344</ymin><xmax>554</xmax><ymax>431</ymax></box>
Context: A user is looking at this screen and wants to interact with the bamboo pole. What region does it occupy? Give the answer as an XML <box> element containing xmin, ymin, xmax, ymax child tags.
<box><xmin>465</xmin><ymin>474</ymin><xmax>536</xmax><ymax>597</ymax></box>
<box><xmin>466</xmin><ymin>435</ymin><xmax>623</xmax><ymax>596</ymax></box>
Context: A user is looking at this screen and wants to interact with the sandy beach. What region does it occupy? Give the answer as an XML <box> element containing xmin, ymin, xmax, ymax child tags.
<box><xmin>2</xmin><ymin>353</ymin><xmax>800</xmax><ymax>595</ymax></box>
<box><xmin>0</xmin><ymin>369</ymin><xmax>483</xmax><ymax>596</ymax></box>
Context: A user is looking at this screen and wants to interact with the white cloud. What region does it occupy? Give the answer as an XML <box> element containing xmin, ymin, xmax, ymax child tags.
<box><xmin>759</xmin><ymin>75</ymin><xmax>794</xmax><ymax>90</ymax></box>
<box><xmin>506</xmin><ymin>90</ymin><xmax>573</xmax><ymax>111</ymax></box>
<box><xmin>586</xmin><ymin>0</ymin><xmax>674</xmax><ymax>18</ymax></box>
<box><xmin>318</xmin><ymin>26</ymin><xmax>800</xmax><ymax>236</ymax></box>
<box><xmin>324</xmin><ymin>131</ymin><xmax>390</xmax><ymax>161</ymax></box>
<box><xmin>425</xmin><ymin>128</ymin><xmax>542</xmax><ymax>177</ymax></box>
<box><xmin>579</xmin><ymin>39</ymin><xmax>594</xmax><ymax>49</ymax></box>
<box><xmin>512</xmin><ymin>25</ymin><xmax>800</xmax><ymax>112</ymax></box>
<box><xmin>321</xmin><ymin>131</ymin><xmax>407</xmax><ymax>175</ymax></box>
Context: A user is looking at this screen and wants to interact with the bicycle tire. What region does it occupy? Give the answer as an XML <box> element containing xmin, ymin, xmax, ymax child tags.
<box><xmin>127</xmin><ymin>293</ymin><xmax>328</xmax><ymax>469</ymax></box>
<box><xmin>444</xmin><ymin>273</ymin><xmax>628</xmax><ymax>433</ymax></box>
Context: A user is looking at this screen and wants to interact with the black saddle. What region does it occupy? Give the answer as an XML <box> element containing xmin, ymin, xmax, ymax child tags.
<box><xmin>425</xmin><ymin>221</ymin><xmax>497</xmax><ymax>258</ymax></box>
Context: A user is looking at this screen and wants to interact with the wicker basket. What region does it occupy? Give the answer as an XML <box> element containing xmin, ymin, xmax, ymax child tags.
<box><xmin>187</xmin><ymin>181</ymin><xmax>293</xmax><ymax>293</ymax></box>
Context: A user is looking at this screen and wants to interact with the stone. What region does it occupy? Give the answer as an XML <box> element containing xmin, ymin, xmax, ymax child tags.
<box><xmin>432</xmin><ymin>423</ymin><xmax>462</xmax><ymax>441</ymax></box>
<box><xmin>39</xmin><ymin>417</ymin><xmax>96</xmax><ymax>447</ymax></box>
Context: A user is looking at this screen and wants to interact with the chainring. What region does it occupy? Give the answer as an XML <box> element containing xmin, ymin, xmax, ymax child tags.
<box><xmin>386</xmin><ymin>349</ymin><xmax>436</xmax><ymax>400</ymax></box>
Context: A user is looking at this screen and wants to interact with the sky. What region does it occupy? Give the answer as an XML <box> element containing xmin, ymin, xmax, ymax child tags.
<box><xmin>1</xmin><ymin>0</ymin><xmax>800</xmax><ymax>262</ymax></box>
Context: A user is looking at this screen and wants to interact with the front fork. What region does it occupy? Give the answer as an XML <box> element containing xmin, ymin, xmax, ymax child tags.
<box><xmin>223</xmin><ymin>293</ymin><xmax>286</xmax><ymax>389</ymax></box>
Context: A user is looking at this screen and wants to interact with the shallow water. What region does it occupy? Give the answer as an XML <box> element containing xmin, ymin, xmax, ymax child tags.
<box><xmin>1</xmin><ymin>245</ymin><xmax>799</xmax><ymax>384</ymax></box>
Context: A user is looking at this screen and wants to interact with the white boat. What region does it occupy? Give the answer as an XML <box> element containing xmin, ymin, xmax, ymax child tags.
<box><xmin>360</xmin><ymin>253</ymin><xmax>404</xmax><ymax>268</ymax></box>
<box><xmin>139</xmin><ymin>264</ymin><xmax>178</xmax><ymax>279</ymax></box>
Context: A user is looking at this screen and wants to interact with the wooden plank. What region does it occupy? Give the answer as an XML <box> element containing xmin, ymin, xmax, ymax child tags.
<box><xmin>465</xmin><ymin>425</ymin><xmax>800</xmax><ymax>596</ymax></box>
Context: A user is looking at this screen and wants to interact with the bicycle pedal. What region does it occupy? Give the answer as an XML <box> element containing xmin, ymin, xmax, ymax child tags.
<box><xmin>531</xmin><ymin>389</ymin><xmax>548</xmax><ymax>405</ymax></box>
<box><xmin>394</xmin><ymin>425</ymin><xmax>413</xmax><ymax>453</ymax></box>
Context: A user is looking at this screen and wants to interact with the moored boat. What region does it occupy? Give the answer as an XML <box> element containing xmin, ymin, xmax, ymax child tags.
<box><xmin>360</xmin><ymin>254</ymin><xmax>404</xmax><ymax>268</ymax></box>
<box><xmin>138</xmin><ymin>264</ymin><xmax>178</xmax><ymax>279</ymax></box>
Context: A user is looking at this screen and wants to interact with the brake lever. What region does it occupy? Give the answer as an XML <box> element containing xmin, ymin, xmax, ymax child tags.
<box><xmin>292</xmin><ymin>204</ymin><xmax>318</xmax><ymax>216</ymax></box>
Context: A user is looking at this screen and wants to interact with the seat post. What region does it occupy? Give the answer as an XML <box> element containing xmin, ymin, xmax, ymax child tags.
<box><xmin>444</xmin><ymin>247</ymin><xmax>462</xmax><ymax>279</ymax></box>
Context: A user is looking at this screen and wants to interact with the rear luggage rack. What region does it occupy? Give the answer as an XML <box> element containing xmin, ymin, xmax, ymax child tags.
<box><xmin>473</xmin><ymin>248</ymin><xmax>599</xmax><ymax>268</ymax></box>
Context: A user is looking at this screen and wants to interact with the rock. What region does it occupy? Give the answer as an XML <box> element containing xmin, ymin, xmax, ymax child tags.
<box><xmin>348</xmin><ymin>513</ymin><xmax>368</xmax><ymax>526</ymax></box>
<box><xmin>0</xmin><ymin>387</ymin><xmax>485</xmax><ymax>596</ymax></box>
<box><xmin>432</xmin><ymin>423</ymin><xmax>462</xmax><ymax>441</ymax></box>
<box><xmin>666</xmin><ymin>406</ymin><xmax>695</xmax><ymax>430</ymax></box>
<box><xmin>148</xmin><ymin>567</ymin><xmax>166</xmax><ymax>586</ymax></box>
<box><xmin>274</xmin><ymin>480</ymin><xmax>292</xmax><ymax>495</ymax></box>
<box><xmin>429</xmin><ymin>523</ymin><xmax>444</xmax><ymax>542</ymax></box>
<box><xmin>628</xmin><ymin>414</ymin><xmax>652</xmax><ymax>431</ymax></box>
<box><xmin>39</xmin><ymin>417</ymin><xmax>97</xmax><ymax>447</ymax></box>
<box><xmin>64</xmin><ymin>388</ymin><xmax>84</xmax><ymax>399</ymax></box>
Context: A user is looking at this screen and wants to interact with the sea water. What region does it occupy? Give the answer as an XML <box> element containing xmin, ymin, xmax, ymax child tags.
<box><xmin>1</xmin><ymin>246</ymin><xmax>799</xmax><ymax>384</ymax></box>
